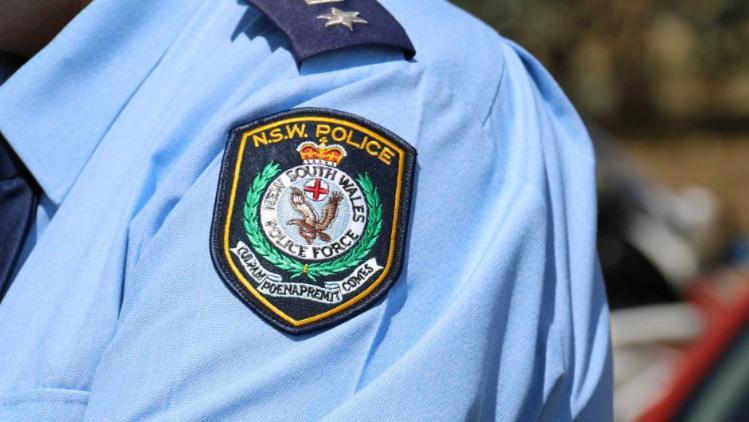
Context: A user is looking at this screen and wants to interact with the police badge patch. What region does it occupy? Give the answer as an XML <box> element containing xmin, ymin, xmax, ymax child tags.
<box><xmin>211</xmin><ymin>109</ymin><xmax>416</xmax><ymax>334</ymax></box>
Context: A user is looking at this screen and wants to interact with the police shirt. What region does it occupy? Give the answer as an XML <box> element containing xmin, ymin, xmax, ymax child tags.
<box><xmin>0</xmin><ymin>0</ymin><xmax>611</xmax><ymax>420</ymax></box>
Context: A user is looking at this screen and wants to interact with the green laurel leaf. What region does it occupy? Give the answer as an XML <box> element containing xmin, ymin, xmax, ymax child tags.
<box><xmin>242</xmin><ymin>162</ymin><xmax>305</xmax><ymax>275</ymax></box>
<box><xmin>242</xmin><ymin>163</ymin><xmax>382</xmax><ymax>281</ymax></box>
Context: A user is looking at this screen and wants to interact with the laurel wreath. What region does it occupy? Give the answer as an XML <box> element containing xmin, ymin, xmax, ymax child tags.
<box><xmin>243</xmin><ymin>162</ymin><xmax>382</xmax><ymax>281</ymax></box>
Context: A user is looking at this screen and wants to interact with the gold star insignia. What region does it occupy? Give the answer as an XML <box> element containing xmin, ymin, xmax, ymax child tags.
<box><xmin>316</xmin><ymin>8</ymin><xmax>368</xmax><ymax>31</ymax></box>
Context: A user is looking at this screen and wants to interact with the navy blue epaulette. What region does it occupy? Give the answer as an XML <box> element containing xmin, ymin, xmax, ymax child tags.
<box><xmin>245</xmin><ymin>0</ymin><xmax>415</xmax><ymax>62</ymax></box>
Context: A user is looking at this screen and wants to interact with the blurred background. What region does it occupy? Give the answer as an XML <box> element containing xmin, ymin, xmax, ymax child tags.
<box><xmin>454</xmin><ymin>1</ymin><xmax>749</xmax><ymax>420</ymax></box>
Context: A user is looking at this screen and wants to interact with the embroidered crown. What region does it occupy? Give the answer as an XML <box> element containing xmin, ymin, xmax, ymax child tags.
<box><xmin>296</xmin><ymin>142</ymin><xmax>347</xmax><ymax>167</ymax></box>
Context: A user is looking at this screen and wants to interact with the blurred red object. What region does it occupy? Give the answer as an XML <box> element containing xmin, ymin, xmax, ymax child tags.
<box><xmin>639</xmin><ymin>279</ymin><xmax>749</xmax><ymax>421</ymax></box>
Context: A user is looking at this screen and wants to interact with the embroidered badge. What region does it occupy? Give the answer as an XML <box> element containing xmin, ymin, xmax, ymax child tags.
<box><xmin>211</xmin><ymin>109</ymin><xmax>416</xmax><ymax>334</ymax></box>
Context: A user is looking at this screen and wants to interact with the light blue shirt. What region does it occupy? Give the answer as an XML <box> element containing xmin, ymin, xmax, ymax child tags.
<box><xmin>0</xmin><ymin>0</ymin><xmax>612</xmax><ymax>420</ymax></box>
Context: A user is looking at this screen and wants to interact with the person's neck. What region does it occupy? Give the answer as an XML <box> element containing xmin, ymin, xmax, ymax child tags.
<box><xmin>0</xmin><ymin>0</ymin><xmax>85</xmax><ymax>58</ymax></box>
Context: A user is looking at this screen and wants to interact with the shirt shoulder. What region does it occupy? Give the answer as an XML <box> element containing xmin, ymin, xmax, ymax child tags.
<box><xmin>400</xmin><ymin>0</ymin><xmax>508</xmax><ymax>114</ymax></box>
<box><xmin>289</xmin><ymin>0</ymin><xmax>505</xmax><ymax>114</ymax></box>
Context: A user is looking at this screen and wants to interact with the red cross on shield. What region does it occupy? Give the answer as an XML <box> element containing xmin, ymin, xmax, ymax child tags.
<box><xmin>303</xmin><ymin>178</ymin><xmax>329</xmax><ymax>201</ymax></box>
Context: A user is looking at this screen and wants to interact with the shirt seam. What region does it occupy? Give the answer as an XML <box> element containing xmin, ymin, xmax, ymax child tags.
<box><xmin>481</xmin><ymin>39</ymin><xmax>509</xmax><ymax>127</ymax></box>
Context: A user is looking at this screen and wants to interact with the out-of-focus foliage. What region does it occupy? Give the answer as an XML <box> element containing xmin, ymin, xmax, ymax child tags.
<box><xmin>454</xmin><ymin>0</ymin><xmax>749</xmax><ymax>133</ymax></box>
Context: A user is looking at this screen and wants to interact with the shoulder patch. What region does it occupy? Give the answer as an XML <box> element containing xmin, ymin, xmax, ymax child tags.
<box><xmin>211</xmin><ymin>109</ymin><xmax>416</xmax><ymax>334</ymax></box>
<box><xmin>245</xmin><ymin>0</ymin><xmax>415</xmax><ymax>62</ymax></box>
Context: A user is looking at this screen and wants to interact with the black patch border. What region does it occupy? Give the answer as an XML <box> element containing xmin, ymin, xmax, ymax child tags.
<box><xmin>210</xmin><ymin>108</ymin><xmax>416</xmax><ymax>334</ymax></box>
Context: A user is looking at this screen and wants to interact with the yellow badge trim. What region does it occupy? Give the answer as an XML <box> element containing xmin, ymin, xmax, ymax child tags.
<box><xmin>222</xmin><ymin>116</ymin><xmax>405</xmax><ymax>327</ymax></box>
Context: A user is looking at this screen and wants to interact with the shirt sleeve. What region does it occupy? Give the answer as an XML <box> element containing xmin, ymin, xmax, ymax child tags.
<box><xmin>77</xmin><ymin>20</ymin><xmax>611</xmax><ymax>422</ymax></box>
<box><xmin>494</xmin><ymin>40</ymin><xmax>613</xmax><ymax>420</ymax></box>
